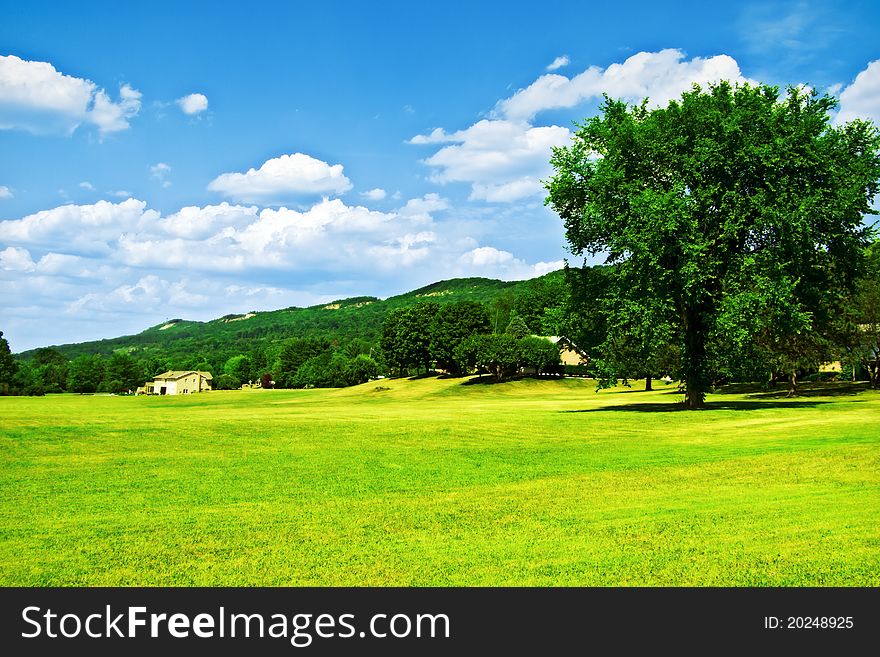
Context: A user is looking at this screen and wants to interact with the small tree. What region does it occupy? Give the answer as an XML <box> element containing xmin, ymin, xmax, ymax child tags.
<box><xmin>518</xmin><ymin>336</ymin><xmax>561</xmax><ymax>376</ymax></box>
<box><xmin>505</xmin><ymin>313</ymin><xmax>531</xmax><ymax>339</ymax></box>
<box><xmin>429</xmin><ymin>301</ymin><xmax>491</xmax><ymax>373</ymax></box>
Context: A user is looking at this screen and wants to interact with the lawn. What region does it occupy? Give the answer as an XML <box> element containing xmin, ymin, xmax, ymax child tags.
<box><xmin>1</xmin><ymin>376</ymin><xmax>878</xmax><ymax>586</ymax></box>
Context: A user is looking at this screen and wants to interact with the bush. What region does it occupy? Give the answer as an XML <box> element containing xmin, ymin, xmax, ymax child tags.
<box><xmin>215</xmin><ymin>374</ymin><xmax>241</xmax><ymax>390</ymax></box>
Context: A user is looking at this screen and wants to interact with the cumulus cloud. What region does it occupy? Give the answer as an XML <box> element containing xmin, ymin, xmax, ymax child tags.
<box><xmin>411</xmin><ymin>49</ymin><xmax>756</xmax><ymax>203</ymax></box>
<box><xmin>0</xmin><ymin>55</ymin><xmax>141</xmax><ymax>135</ymax></box>
<box><xmin>836</xmin><ymin>60</ymin><xmax>880</xmax><ymax>125</ymax></box>
<box><xmin>0</xmin><ymin>198</ymin><xmax>158</xmax><ymax>254</ymax></box>
<box><xmin>78</xmin><ymin>181</ymin><xmax>94</xmax><ymax>191</ymax></box>
<box><xmin>207</xmin><ymin>153</ymin><xmax>353</xmax><ymax>203</ymax></box>
<box><xmin>176</xmin><ymin>93</ymin><xmax>208</xmax><ymax>115</ymax></box>
<box><xmin>1</xmin><ymin>192</ymin><xmax>565</xmax><ymax>350</ymax></box>
<box><xmin>0</xmin><ymin>246</ymin><xmax>35</xmax><ymax>271</ymax></box>
<box><xmin>0</xmin><ymin>185</ymin><xmax>12</xmax><ymax>198</ymax></box>
<box><xmin>361</xmin><ymin>188</ymin><xmax>387</xmax><ymax>201</ymax></box>
<box><xmin>546</xmin><ymin>55</ymin><xmax>570</xmax><ymax>71</ymax></box>
<box><xmin>457</xmin><ymin>246</ymin><xmax>564</xmax><ymax>279</ymax></box>
<box><xmin>495</xmin><ymin>48</ymin><xmax>753</xmax><ymax>122</ymax></box>
<box><xmin>414</xmin><ymin>119</ymin><xmax>571</xmax><ymax>202</ymax></box>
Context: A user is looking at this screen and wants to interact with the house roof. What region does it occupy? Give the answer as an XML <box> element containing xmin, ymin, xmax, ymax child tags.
<box><xmin>536</xmin><ymin>335</ymin><xmax>587</xmax><ymax>355</ymax></box>
<box><xmin>153</xmin><ymin>370</ymin><xmax>213</xmax><ymax>381</ymax></box>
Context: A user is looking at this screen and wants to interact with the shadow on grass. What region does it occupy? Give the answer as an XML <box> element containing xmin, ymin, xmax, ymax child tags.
<box><xmin>716</xmin><ymin>381</ymin><xmax>871</xmax><ymax>398</ymax></box>
<box><xmin>461</xmin><ymin>375</ymin><xmax>566</xmax><ymax>386</ymax></box>
<box><xmin>567</xmin><ymin>400</ymin><xmax>831</xmax><ymax>413</ymax></box>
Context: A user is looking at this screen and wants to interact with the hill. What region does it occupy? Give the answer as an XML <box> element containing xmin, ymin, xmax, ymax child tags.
<box><xmin>17</xmin><ymin>272</ymin><xmax>562</xmax><ymax>364</ymax></box>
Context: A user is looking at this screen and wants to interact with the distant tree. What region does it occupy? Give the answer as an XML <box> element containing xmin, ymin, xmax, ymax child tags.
<box><xmin>67</xmin><ymin>354</ymin><xmax>105</xmax><ymax>393</ymax></box>
<box><xmin>259</xmin><ymin>372</ymin><xmax>274</xmax><ymax>389</ymax></box>
<box><xmin>0</xmin><ymin>331</ymin><xmax>20</xmax><ymax>395</ymax></box>
<box><xmin>839</xmin><ymin>240</ymin><xmax>880</xmax><ymax>386</ymax></box>
<box><xmin>518</xmin><ymin>335</ymin><xmax>559</xmax><ymax>374</ymax></box>
<box><xmin>429</xmin><ymin>301</ymin><xmax>491</xmax><ymax>373</ymax></box>
<box><xmin>512</xmin><ymin>273</ymin><xmax>568</xmax><ymax>333</ymax></box>
<box><xmin>31</xmin><ymin>347</ymin><xmax>68</xmax><ymax>393</ymax></box>
<box><xmin>344</xmin><ymin>354</ymin><xmax>379</xmax><ymax>386</ymax></box>
<box><xmin>224</xmin><ymin>354</ymin><xmax>253</xmax><ymax>384</ymax></box>
<box><xmin>215</xmin><ymin>374</ymin><xmax>241</xmax><ymax>390</ymax></box>
<box><xmin>504</xmin><ymin>314</ymin><xmax>531</xmax><ymax>339</ymax></box>
<box><xmin>279</xmin><ymin>337</ymin><xmax>331</xmax><ymax>386</ymax></box>
<box><xmin>380</xmin><ymin>303</ymin><xmax>439</xmax><ymax>375</ymax></box>
<box><xmin>518</xmin><ymin>336</ymin><xmax>561</xmax><ymax>376</ymax></box>
<box><xmin>10</xmin><ymin>361</ymin><xmax>44</xmax><ymax>396</ymax></box>
<box><xmin>488</xmin><ymin>293</ymin><xmax>516</xmax><ymax>334</ymax></box>
<box><xmin>547</xmin><ymin>83</ymin><xmax>880</xmax><ymax>407</ymax></box>
<box><xmin>290</xmin><ymin>352</ymin><xmax>344</xmax><ymax>388</ymax></box>
<box><xmin>456</xmin><ymin>333</ymin><xmax>520</xmax><ymax>381</ymax></box>
<box><xmin>105</xmin><ymin>352</ymin><xmax>143</xmax><ymax>392</ymax></box>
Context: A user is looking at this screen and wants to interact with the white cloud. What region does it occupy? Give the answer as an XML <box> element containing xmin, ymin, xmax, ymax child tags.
<box><xmin>496</xmin><ymin>49</ymin><xmax>753</xmax><ymax>122</ymax></box>
<box><xmin>546</xmin><ymin>55</ymin><xmax>570</xmax><ymax>71</ymax></box>
<box><xmin>0</xmin><ymin>185</ymin><xmax>12</xmax><ymax>198</ymax></box>
<box><xmin>176</xmin><ymin>93</ymin><xmax>208</xmax><ymax>115</ymax></box>
<box><xmin>0</xmin><ymin>246</ymin><xmax>36</xmax><ymax>272</ymax></box>
<box><xmin>0</xmin><ymin>55</ymin><xmax>141</xmax><ymax>135</ymax></box>
<box><xmin>156</xmin><ymin>202</ymin><xmax>258</xmax><ymax>240</ymax></box>
<box><xmin>415</xmin><ymin>119</ymin><xmax>571</xmax><ymax>202</ymax></box>
<box><xmin>78</xmin><ymin>181</ymin><xmax>94</xmax><ymax>191</ymax></box>
<box><xmin>107</xmin><ymin>190</ymin><xmax>132</xmax><ymax>198</ymax></box>
<box><xmin>408</xmin><ymin>127</ymin><xmax>450</xmax><ymax>145</ymax></box>
<box><xmin>456</xmin><ymin>247</ymin><xmax>565</xmax><ymax>279</ymax></box>
<box><xmin>361</xmin><ymin>188</ymin><xmax>387</xmax><ymax>201</ymax></box>
<box><xmin>460</xmin><ymin>246</ymin><xmax>514</xmax><ymax>267</ymax></box>
<box><xmin>207</xmin><ymin>152</ymin><xmax>353</xmax><ymax>203</ymax></box>
<box><xmin>0</xmin><ymin>198</ymin><xmax>158</xmax><ymax>254</ymax></box>
<box><xmin>150</xmin><ymin>162</ymin><xmax>172</xmax><ymax>188</ymax></box>
<box><xmin>836</xmin><ymin>60</ymin><xmax>880</xmax><ymax>126</ymax></box>
<box><xmin>411</xmin><ymin>49</ymin><xmax>757</xmax><ymax>203</ymax></box>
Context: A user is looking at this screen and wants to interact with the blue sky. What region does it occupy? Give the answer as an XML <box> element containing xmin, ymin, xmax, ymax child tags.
<box><xmin>1</xmin><ymin>0</ymin><xmax>879</xmax><ymax>351</ymax></box>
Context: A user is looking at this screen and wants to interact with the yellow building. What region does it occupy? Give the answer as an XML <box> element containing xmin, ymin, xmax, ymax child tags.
<box><xmin>544</xmin><ymin>336</ymin><xmax>588</xmax><ymax>366</ymax></box>
<box><xmin>139</xmin><ymin>371</ymin><xmax>213</xmax><ymax>395</ymax></box>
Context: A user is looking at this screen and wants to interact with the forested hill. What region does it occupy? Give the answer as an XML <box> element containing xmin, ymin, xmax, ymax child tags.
<box><xmin>17</xmin><ymin>273</ymin><xmax>558</xmax><ymax>363</ymax></box>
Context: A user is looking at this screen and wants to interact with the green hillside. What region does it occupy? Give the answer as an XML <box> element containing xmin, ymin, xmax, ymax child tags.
<box><xmin>18</xmin><ymin>274</ymin><xmax>557</xmax><ymax>363</ymax></box>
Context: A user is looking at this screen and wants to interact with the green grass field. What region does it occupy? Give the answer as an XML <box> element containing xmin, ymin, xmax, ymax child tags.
<box><xmin>1</xmin><ymin>376</ymin><xmax>878</xmax><ymax>586</ymax></box>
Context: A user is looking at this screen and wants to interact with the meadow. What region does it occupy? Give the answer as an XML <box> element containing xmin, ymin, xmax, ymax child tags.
<box><xmin>1</xmin><ymin>376</ymin><xmax>878</xmax><ymax>586</ymax></box>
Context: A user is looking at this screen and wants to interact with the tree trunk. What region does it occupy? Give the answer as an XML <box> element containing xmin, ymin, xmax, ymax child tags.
<box><xmin>787</xmin><ymin>370</ymin><xmax>798</xmax><ymax>397</ymax></box>
<box><xmin>644</xmin><ymin>374</ymin><xmax>652</xmax><ymax>391</ymax></box>
<box><xmin>682</xmin><ymin>303</ymin><xmax>709</xmax><ymax>409</ymax></box>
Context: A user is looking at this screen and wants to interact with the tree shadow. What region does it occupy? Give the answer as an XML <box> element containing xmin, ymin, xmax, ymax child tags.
<box><xmin>461</xmin><ymin>375</ymin><xmax>514</xmax><ymax>386</ymax></box>
<box><xmin>715</xmin><ymin>382</ymin><xmax>871</xmax><ymax>398</ymax></box>
<box><xmin>566</xmin><ymin>400</ymin><xmax>830</xmax><ymax>413</ymax></box>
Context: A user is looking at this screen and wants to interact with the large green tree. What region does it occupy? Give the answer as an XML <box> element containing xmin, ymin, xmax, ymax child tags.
<box><xmin>547</xmin><ymin>82</ymin><xmax>880</xmax><ymax>408</ymax></box>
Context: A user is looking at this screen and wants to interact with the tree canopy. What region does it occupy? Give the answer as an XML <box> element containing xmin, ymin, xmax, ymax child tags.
<box><xmin>546</xmin><ymin>82</ymin><xmax>880</xmax><ymax>408</ymax></box>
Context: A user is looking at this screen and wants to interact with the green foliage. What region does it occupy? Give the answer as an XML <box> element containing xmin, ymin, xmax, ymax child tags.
<box><xmin>518</xmin><ymin>336</ymin><xmax>561</xmax><ymax>374</ymax></box>
<box><xmin>105</xmin><ymin>352</ymin><xmax>144</xmax><ymax>392</ymax></box>
<box><xmin>66</xmin><ymin>354</ymin><xmax>105</xmax><ymax>394</ymax></box>
<box><xmin>344</xmin><ymin>354</ymin><xmax>379</xmax><ymax>386</ymax></box>
<box><xmin>456</xmin><ymin>333</ymin><xmax>521</xmax><ymax>381</ymax></box>
<box><xmin>380</xmin><ymin>303</ymin><xmax>440</xmax><ymax>375</ymax></box>
<box><xmin>428</xmin><ymin>300</ymin><xmax>491</xmax><ymax>373</ymax></box>
<box><xmin>512</xmin><ymin>270</ymin><xmax>568</xmax><ymax>333</ymax></box>
<box><xmin>215</xmin><ymin>373</ymin><xmax>241</xmax><ymax>390</ymax></box>
<box><xmin>224</xmin><ymin>354</ymin><xmax>253</xmax><ymax>384</ymax></box>
<box><xmin>547</xmin><ymin>82</ymin><xmax>880</xmax><ymax>408</ymax></box>
<box><xmin>504</xmin><ymin>313</ymin><xmax>531</xmax><ymax>339</ymax></box>
<box><xmin>0</xmin><ymin>331</ymin><xmax>18</xmax><ymax>395</ymax></box>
